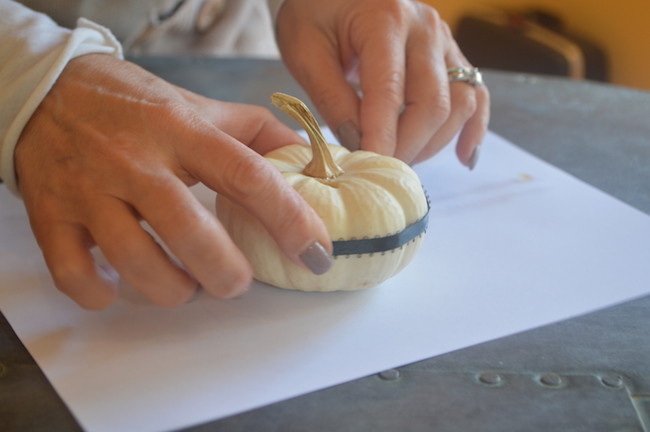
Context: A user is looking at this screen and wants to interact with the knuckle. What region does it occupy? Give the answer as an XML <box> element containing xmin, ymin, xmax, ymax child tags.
<box><xmin>152</xmin><ymin>198</ymin><xmax>216</xmax><ymax>249</ymax></box>
<box><xmin>277</xmin><ymin>197</ymin><xmax>312</xmax><ymax>237</ymax></box>
<box><xmin>441</xmin><ymin>19</ymin><xmax>452</xmax><ymax>38</ymax></box>
<box><xmin>378</xmin><ymin>0</ymin><xmax>412</xmax><ymax>27</ymax></box>
<box><xmin>50</xmin><ymin>261</ymin><xmax>114</xmax><ymax>310</ymax></box>
<box><xmin>79</xmin><ymin>297</ymin><xmax>113</xmax><ymax>311</ymax></box>
<box><xmin>224</xmin><ymin>267</ymin><xmax>253</xmax><ymax>297</ymax></box>
<box><xmin>155</xmin><ymin>97</ymin><xmax>195</xmax><ymax>125</ymax></box>
<box><xmin>362</xmin><ymin>70</ymin><xmax>405</xmax><ymax>118</ymax></box>
<box><xmin>454</xmin><ymin>91</ymin><xmax>478</xmax><ymax>120</ymax></box>
<box><xmin>424</xmin><ymin>93</ymin><xmax>451</xmax><ymax>125</ymax></box>
<box><xmin>221</xmin><ymin>153</ymin><xmax>279</xmax><ymax>202</ymax></box>
<box><xmin>311</xmin><ymin>88</ymin><xmax>348</xmax><ymax>116</ymax></box>
<box><xmin>382</xmin><ymin>70</ymin><xmax>406</xmax><ymax>103</ymax></box>
<box><xmin>206</xmin><ymin>261</ymin><xmax>253</xmax><ymax>299</ymax></box>
<box><xmin>418</xmin><ymin>4</ymin><xmax>442</xmax><ymax>29</ymax></box>
<box><xmin>246</xmin><ymin>104</ymin><xmax>275</xmax><ymax>121</ymax></box>
<box><xmin>151</xmin><ymin>285</ymin><xmax>196</xmax><ymax>308</ymax></box>
<box><xmin>125</xmin><ymin>169</ymin><xmax>177</xmax><ymax>205</ymax></box>
<box><xmin>478</xmin><ymin>84</ymin><xmax>491</xmax><ymax>103</ymax></box>
<box><xmin>243</xmin><ymin>105</ymin><xmax>281</xmax><ymax>136</ymax></box>
<box><xmin>50</xmin><ymin>261</ymin><xmax>90</xmax><ymax>294</ymax></box>
<box><xmin>368</xmin><ymin>69</ymin><xmax>404</xmax><ymax>100</ymax></box>
<box><xmin>383</xmin><ymin>2</ymin><xmax>405</xmax><ymax>25</ymax></box>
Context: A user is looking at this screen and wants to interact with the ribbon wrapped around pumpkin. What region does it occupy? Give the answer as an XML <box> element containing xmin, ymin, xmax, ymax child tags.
<box><xmin>216</xmin><ymin>93</ymin><xmax>429</xmax><ymax>292</ymax></box>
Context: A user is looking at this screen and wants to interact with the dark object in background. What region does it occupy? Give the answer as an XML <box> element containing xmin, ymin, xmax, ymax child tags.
<box><xmin>455</xmin><ymin>9</ymin><xmax>608</xmax><ymax>82</ymax></box>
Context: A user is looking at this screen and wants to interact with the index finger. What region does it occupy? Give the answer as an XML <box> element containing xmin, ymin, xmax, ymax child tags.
<box><xmin>355</xmin><ymin>13</ymin><xmax>409</xmax><ymax>157</ymax></box>
<box><xmin>176</xmin><ymin>121</ymin><xmax>333</xmax><ymax>275</ymax></box>
<box><xmin>278</xmin><ymin>30</ymin><xmax>363</xmax><ymax>152</ymax></box>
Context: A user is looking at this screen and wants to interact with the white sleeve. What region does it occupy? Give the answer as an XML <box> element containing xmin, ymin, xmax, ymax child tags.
<box><xmin>266</xmin><ymin>0</ymin><xmax>286</xmax><ymax>23</ymax></box>
<box><xmin>0</xmin><ymin>0</ymin><xmax>123</xmax><ymax>195</ymax></box>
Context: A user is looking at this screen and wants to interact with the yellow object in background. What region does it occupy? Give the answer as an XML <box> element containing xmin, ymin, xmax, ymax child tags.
<box><xmin>424</xmin><ymin>0</ymin><xmax>650</xmax><ymax>90</ymax></box>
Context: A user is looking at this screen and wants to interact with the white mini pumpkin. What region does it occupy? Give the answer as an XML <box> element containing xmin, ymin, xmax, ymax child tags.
<box><xmin>216</xmin><ymin>93</ymin><xmax>428</xmax><ymax>292</ymax></box>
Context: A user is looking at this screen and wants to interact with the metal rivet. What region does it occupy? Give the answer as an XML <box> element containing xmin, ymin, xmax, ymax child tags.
<box><xmin>537</xmin><ymin>373</ymin><xmax>564</xmax><ymax>388</ymax></box>
<box><xmin>477</xmin><ymin>371</ymin><xmax>504</xmax><ymax>387</ymax></box>
<box><xmin>378</xmin><ymin>369</ymin><xmax>400</xmax><ymax>381</ymax></box>
<box><xmin>600</xmin><ymin>374</ymin><xmax>625</xmax><ymax>389</ymax></box>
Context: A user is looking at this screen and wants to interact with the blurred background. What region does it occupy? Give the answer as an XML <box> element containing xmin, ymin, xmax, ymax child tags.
<box><xmin>423</xmin><ymin>0</ymin><xmax>650</xmax><ymax>90</ymax></box>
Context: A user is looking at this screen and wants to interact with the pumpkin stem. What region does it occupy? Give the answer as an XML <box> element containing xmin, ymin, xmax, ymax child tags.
<box><xmin>271</xmin><ymin>92</ymin><xmax>344</xmax><ymax>180</ymax></box>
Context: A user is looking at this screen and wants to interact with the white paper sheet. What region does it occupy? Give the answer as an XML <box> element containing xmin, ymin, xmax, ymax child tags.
<box><xmin>1</xmin><ymin>131</ymin><xmax>650</xmax><ymax>432</ymax></box>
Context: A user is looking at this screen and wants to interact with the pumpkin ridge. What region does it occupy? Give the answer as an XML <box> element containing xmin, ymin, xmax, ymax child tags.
<box><xmin>336</xmin><ymin>179</ymin><xmax>406</xmax><ymax>238</ymax></box>
<box><xmin>345</xmin><ymin>170</ymin><xmax>427</xmax><ymax>225</ymax></box>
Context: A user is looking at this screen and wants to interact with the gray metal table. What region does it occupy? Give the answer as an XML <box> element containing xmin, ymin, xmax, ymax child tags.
<box><xmin>2</xmin><ymin>58</ymin><xmax>649</xmax><ymax>431</ymax></box>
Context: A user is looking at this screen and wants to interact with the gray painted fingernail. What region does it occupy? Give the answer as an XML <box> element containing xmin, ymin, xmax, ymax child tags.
<box><xmin>299</xmin><ymin>241</ymin><xmax>333</xmax><ymax>275</ymax></box>
<box><xmin>468</xmin><ymin>145</ymin><xmax>481</xmax><ymax>170</ymax></box>
<box><xmin>336</xmin><ymin>120</ymin><xmax>361</xmax><ymax>151</ymax></box>
<box><xmin>98</xmin><ymin>264</ymin><xmax>119</xmax><ymax>284</ymax></box>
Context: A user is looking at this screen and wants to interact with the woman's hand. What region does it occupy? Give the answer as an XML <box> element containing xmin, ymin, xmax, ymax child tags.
<box><xmin>276</xmin><ymin>0</ymin><xmax>490</xmax><ymax>167</ymax></box>
<box><xmin>15</xmin><ymin>54</ymin><xmax>333</xmax><ymax>309</ymax></box>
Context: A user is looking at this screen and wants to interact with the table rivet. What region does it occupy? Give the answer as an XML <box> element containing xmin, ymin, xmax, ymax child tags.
<box><xmin>600</xmin><ymin>374</ymin><xmax>625</xmax><ymax>389</ymax></box>
<box><xmin>537</xmin><ymin>373</ymin><xmax>564</xmax><ymax>388</ymax></box>
<box><xmin>378</xmin><ymin>369</ymin><xmax>400</xmax><ymax>381</ymax></box>
<box><xmin>477</xmin><ymin>371</ymin><xmax>504</xmax><ymax>387</ymax></box>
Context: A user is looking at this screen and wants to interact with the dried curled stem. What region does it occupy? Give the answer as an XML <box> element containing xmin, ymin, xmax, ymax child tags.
<box><xmin>271</xmin><ymin>92</ymin><xmax>344</xmax><ymax>180</ymax></box>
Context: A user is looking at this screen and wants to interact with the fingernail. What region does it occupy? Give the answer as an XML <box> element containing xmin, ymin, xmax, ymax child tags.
<box><xmin>336</xmin><ymin>120</ymin><xmax>361</xmax><ymax>151</ymax></box>
<box><xmin>187</xmin><ymin>283</ymin><xmax>204</xmax><ymax>303</ymax></box>
<box><xmin>468</xmin><ymin>145</ymin><xmax>481</xmax><ymax>170</ymax></box>
<box><xmin>98</xmin><ymin>264</ymin><xmax>120</xmax><ymax>284</ymax></box>
<box><xmin>299</xmin><ymin>241</ymin><xmax>333</xmax><ymax>275</ymax></box>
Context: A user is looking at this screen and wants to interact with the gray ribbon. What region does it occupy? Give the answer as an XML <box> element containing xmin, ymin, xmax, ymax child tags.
<box><xmin>332</xmin><ymin>196</ymin><xmax>430</xmax><ymax>256</ymax></box>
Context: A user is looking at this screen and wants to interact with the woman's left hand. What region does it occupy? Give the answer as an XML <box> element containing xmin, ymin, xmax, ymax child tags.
<box><xmin>276</xmin><ymin>0</ymin><xmax>489</xmax><ymax>168</ymax></box>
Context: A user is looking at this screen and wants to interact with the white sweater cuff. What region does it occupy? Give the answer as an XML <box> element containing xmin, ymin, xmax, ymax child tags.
<box><xmin>267</xmin><ymin>0</ymin><xmax>286</xmax><ymax>24</ymax></box>
<box><xmin>0</xmin><ymin>14</ymin><xmax>123</xmax><ymax>195</ymax></box>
